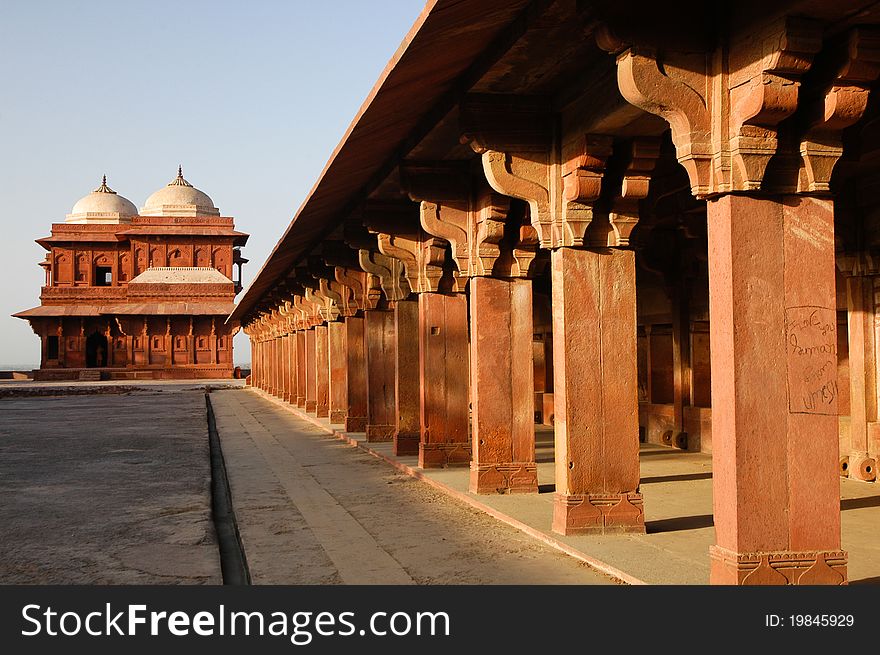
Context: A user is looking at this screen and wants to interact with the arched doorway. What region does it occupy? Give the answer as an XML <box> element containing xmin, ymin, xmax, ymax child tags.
<box><xmin>85</xmin><ymin>331</ymin><xmax>108</xmax><ymax>368</ymax></box>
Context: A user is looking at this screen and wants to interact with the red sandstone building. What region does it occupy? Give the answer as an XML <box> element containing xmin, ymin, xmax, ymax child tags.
<box><xmin>231</xmin><ymin>1</ymin><xmax>880</xmax><ymax>585</ymax></box>
<box><xmin>15</xmin><ymin>169</ymin><xmax>248</xmax><ymax>380</ymax></box>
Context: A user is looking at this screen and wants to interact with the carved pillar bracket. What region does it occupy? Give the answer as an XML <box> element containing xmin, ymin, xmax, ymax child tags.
<box><xmin>479</xmin><ymin>150</ymin><xmax>555</xmax><ymax>247</ymax></box>
<box><xmin>358</xmin><ymin>248</ymin><xmax>410</xmax><ymax>303</ymax></box>
<box><xmin>799</xmin><ymin>27</ymin><xmax>880</xmax><ymax>193</ymax></box>
<box><xmin>607</xmin><ymin>138</ymin><xmax>662</xmax><ymax>247</ymax></box>
<box><xmin>298</xmin><ymin>290</ymin><xmax>322</xmax><ymax>327</ymax></box>
<box><xmin>335</xmin><ymin>266</ymin><xmax>377</xmax><ymax>312</ymax></box>
<box><xmin>403</xmin><ymin>159</ymin><xmax>535</xmax><ymax>278</ymax></box>
<box><xmin>419</xmin><ymin>201</ymin><xmax>469</xmax><ymax>276</ymax></box>
<box><xmin>460</xmin><ymin>94</ymin><xmax>557</xmax><ymax>248</ymax></box>
<box><xmin>562</xmin><ymin>134</ymin><xmax>613</xmax><ymax>247</ymax></box>
<box><xmin>376</xmin><ymin>232</ymin><xmax>452</xmax><ymax>294</ymax></box>
<box><xmin>305</xmin><ymin>286</ymin><xmax>337</xmax><ymax>323</ymax></box>
<box><xmin>316</xmin><ymin>278</ymin><xmax>343</xmax><ymax>321</ymax></box>
<box><xmin>610</xmin><ymin>17</ymin><xmax>827</xmax><ymax>197</ymax></box>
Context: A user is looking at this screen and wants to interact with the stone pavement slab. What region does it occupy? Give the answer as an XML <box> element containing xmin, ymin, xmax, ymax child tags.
<box><xmin>211</xmin><ymin>389</ymin><xmax>613</xmax><ymax>585</ymax></box>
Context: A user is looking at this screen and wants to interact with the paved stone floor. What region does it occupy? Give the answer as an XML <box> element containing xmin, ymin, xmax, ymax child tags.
<box><xmin>0</xmin><ymin>387</ymin><xmax>222</xmax><ymax>584</ymax></box>
<box><xmin>249</xmin><ymin>388</ymin><xmax>880</xmax><ymax>586</ymax></box>
<box><xmin>211</xmin><ymin>390</ymin><xmax>613</xmax><ymax>584</ymax></box>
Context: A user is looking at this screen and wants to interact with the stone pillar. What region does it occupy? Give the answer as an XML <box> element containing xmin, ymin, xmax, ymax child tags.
<box><xmin>275</xmin><ymin>334</ymin><xmax>283</xmax><ymax>399</ymax></box>
<box><xmin>255</xmin><ymin>340</ymin><xmax>262</xmax><ymax>389</ymax></box>
<box><xmin>296</xmin><ymin>331</ymin><xmax>307</xmax><ymax>407</ymax></box>
<box><xmin>469</xmin><ymin>277</ymin><xmax>537</xmax><ymax>493</ymax></box>
<box><xmin>278</xmin><ymin>335</ymin><xmax>285</xmax><ymax>398</ymax></box>
<box><xmin>345</xmin><ymin>316</ymin><xmax>368</xmax><ymax>432</ymax></box>
<box><xmin>263</xmin><ymin>338</ymin><xmax>270</xmax><ymax>393</ymax></box>
<box><xmin>253</xmin><ymin>340</ymin><xmax>260</xmax><ymax>388</ymax></box>
<box><xmin>671</xmin><ymin>279</ymin><xmax>691</xmax><ymax>449</ymax></box>
<box><xmin>248</xmin><ymin>338</ymin><xmax>255</xmax><ymax>386</ymax></box>
<box><xmin>394</xmin><ymin>299</ymin><xmax>421</xmax><ymax>455</ymax></box>
<box><xmin>551</xmin><ymin>247</ymin><xmax>643</xmax><ymax>535</ymax></box>
<box><xmin>315</xmin><ymin>324</ymin><xmax>330</xmax><ymax>418</ymax></box>
<box><xmin>280</xmin><ymin>333</ymin><xmax>290</xmax><ymax>402</ymax></box>
<box><xmin>365</xmin><ymin>309</ymin><xmax>396</xmax><ymax>441</ymax></box>
<box><xmin>267</xmin><ymin>337</ymin><xmax>278</xmax><ymax>396</ymax></box>
<box><xmin>841</xmin><ymin>263</ymin><xmax>878</xmax><ymax>481</ymax></box>
<box><xmin>707</xmin><ymin>195</ymin><xmax>846</xmax><ymax>585</ymax></box>
<box><xmin>265</xmin><ymin>339</ymin><xmax>271</xmax><ymax>391</ymax></box>
<box><xmin>272</xmin><ymin>335</ymin><xmax>281</xmax><ymax>397</ymax></box>
<box><xmin>305</xmin><ymin>329</ymin><xmax>317</xmax><ymax>413</ymax></box>
<box><xmin>287</xmin><ymin>332</ymin><xmax>298</xmax><ymax>404</ymax></box>
<box><xmin>419</xmin><ymin>292</ymin><xmax>470</xmax><ymax>468</ymax></box>
<box><xmin>328</xmin><ymin>321</ymin><xmax>347</xmax><ymax>424</ymax></box>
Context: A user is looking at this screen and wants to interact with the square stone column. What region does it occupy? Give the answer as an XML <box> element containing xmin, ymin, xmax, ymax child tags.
<box><xmin>270</xmin><ymin>337</ymin><xmax>279</xmax><ymax>397</ymax></box>
<box><xmin>315</xmin><ymin>325</ymin><xmax>330</xmax><ymax>418</ymax></box>
<box><xmin>328</xmin><ymin>321</ymin><xmax>347</xmax><ymax>424</ymax></box>
<box><xmin>469</xmin><ymin>277</ymin><xmax>537</xmax><ymax>493</ymax></box>
<box><xmin>419</xmin><ymin>292</ymin><xmax>470</xmax><ymax>468</ymax></box>
<box><xmin>287</xmin><ymin>332</ymin><xmax>298</xmax><ymax>404</ymax></box>
<box><xmin>281</xmin><ymin>334</ymin><xmax>291</xmax><ymax>402</ymax></box>
<box><xmin>843</xmin><ymin>270</ymin><xmax>878</xmax><ymax>481</ymax></box>
<box><xmin>345</xmin><ymin>316</ymin><xmax>368</xmax><ymax>432</ymax></box>
<box><xmin>264</xmin><ymin>338</ymin><xmax>272</xmax><ymax>394</ymax></box>
<box><xmin>365</xmin><ymin>309</ymin><xmax>396</xmax><ymax>441</ymax></box>
<box><xmin>305</xmin><ymin>328</ymin><xmax>317</xmax><ymax>413</ymax></box>
<box><xmin>394</xmin><ymin>300</ymin><xmax>421</xmax><ymax>456</ymax></box>
<box><xmin>253</xmin><ymin>341</ymin><xmax>261</xmax><ymax>388</ymax></box>
<box><xmin>551</xmin><ymin>247</ymin><xmax>643</xmax><ymax>536</ymax></box>
<box><xmin>296</xmin><ymin>331</ymin><xmax>307</xmax><ymax>407</ymax></box>
<box><xmin>707</xmin><ymin>195</ymin><xmax>846</xmax><ymax>585</ymax></box>
<box><xmin>278</xmin><ymin>335</ymin><xmax>286</xmax><ymax>400</ymax></box>
<box><xmin>277</xmin><ymin>336</ymin><xmax>284</xmax><ymax>398</ymax></box>
<box><xmin>277</xmin><ymin>336</ymin><xmax>284</xmax><ymax>397</ymax></box>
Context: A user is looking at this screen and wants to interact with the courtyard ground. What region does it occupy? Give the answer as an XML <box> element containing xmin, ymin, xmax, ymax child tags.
<box><xmin>0</xmin><ymin>386</ymin><xmax>221</xmax><ymax>583</ymax></box>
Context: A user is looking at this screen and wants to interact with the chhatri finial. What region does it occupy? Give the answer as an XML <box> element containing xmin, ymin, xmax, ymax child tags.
<box><xmin>168</xmin><ymin>164</ymin><xmax>193</xmax><ymax>188</ymax></box>
<box><xmin>94</xmin><ymin>174</ymin><xmax>116</xmax><ymax>194</ymax></box>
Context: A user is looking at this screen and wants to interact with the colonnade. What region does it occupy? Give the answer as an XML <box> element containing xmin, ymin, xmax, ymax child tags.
<box><xmin>237</xmin><ymin>15</ymin><xmax>880</xmax><ymax>585</ymax></box>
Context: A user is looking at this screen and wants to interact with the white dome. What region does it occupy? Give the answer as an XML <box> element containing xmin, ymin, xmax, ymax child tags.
<box><xmin>140</xmin><ymin>167</ymin><xmax>219</xmax><ymax>217</ymax></box>
<box><xmin>66</xmin><ymin>176</ymin><xmax>137</xmax><ymax>224</ymax></box>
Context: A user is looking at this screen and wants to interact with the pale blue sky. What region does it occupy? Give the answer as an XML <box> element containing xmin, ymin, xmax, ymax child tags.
<box><xmin>0</xmin><ymin>0</ymin><xmax>425</xmax><ymax>367</ymax></box>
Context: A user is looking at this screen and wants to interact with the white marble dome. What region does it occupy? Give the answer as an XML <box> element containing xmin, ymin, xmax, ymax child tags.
<box><xmin>140</xmin><ymin>167</ymin><xmax>220</xmax><ymax>217</ymax></box>
<box><xmin>66</xmin><ymin>176</ymin><xmax>137</xmax><ymax>223</ymax></box>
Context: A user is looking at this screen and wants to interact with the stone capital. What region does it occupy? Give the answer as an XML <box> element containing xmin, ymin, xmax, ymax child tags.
<box><xmin>610</xmin><ymin>19</ymin><xmax>880</xmax><ymax>198</ymax></box>
<box><xmin>334</xmin><ymin>266</ymin><xmax>376</xmax><ymax>313</ymax></box>
<box><xmin>403</xmin><ymin>159</ymin><xmax>538</xmax><ymax>278</ymax></box>
<box><xmin>357</xmin><ymin>248</ymin><xmax>410</xmax><ymax>303</ymax></box>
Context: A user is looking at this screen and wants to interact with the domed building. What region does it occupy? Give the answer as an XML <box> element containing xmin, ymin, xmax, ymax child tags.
<box><xmin>13</xmin><ymin>169</ymin><xmax>248</xmax><ymax>380</ymax></box>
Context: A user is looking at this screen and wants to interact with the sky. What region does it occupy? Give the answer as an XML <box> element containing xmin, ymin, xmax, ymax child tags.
<box><xmin>0</xmin><ymin>0</ymin><xmax>425</xmax><ymax>367</ymax></box>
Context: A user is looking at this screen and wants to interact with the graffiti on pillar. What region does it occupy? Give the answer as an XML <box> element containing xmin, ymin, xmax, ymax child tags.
<box><xmin>785</xmin><ymin>306</ymin><xmax>837</xmax><ymax>415</ymax></box>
